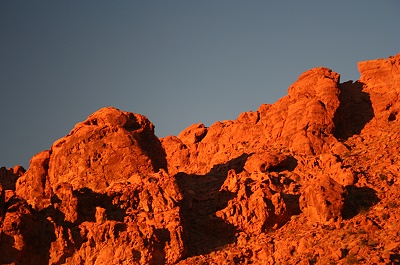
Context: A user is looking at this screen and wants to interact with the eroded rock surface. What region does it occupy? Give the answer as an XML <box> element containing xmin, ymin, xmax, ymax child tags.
<box><xmin>162</xmin><ymin>67</ymin><xmax>343</xmax><ymax>177</ymax></box>
<box><xmin>2</xmin><ymin>53</ymin><xmax>400</xmax><ymax>265</ymax></box>
<box><xmin>49</xmin><ymin>107</ymin><xmax>167</xmax><ymax>192</ymax></box>
<box><xmin>299</xmin><ymin>176</ymin><xmax>345</xmax><ymax>224</ymax></box>
<box><xmin>3</xmin><ymin>107</ymin><xmax>184</xmax><ymax>265</ymax></box>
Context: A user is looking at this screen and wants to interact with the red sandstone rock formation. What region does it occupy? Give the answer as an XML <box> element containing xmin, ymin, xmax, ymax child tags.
<box><xmin>162</xmin><ymin>66</ymin><xmax>346</xmax><ymax>178</ymax></box>
<box><xmin>1</xmin><ymin>53</ymin><xmax>400</xmax><ymax>264</ymax></box>
<box><xmin>5</xmin><ymin>107</ymin><xmax>184</xmax><ymax>264</ymax></box>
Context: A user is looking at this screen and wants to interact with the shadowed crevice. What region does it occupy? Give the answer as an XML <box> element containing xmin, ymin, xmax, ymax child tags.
<box><xmin>342</xmin><ymin>186</ymin><xmax>379</xmax><ymax>219</ymax></box>
<box><xmin>333</xmin><ymin>81</ymin><xmax>374</xmax><ymax>140</ymax></box>
<box><xmin>269</xmin><ymin>156</ymin><xmax>298</xmax><ymax>172</ymax></box>
<box><xmin>134</xmin><ymin>130</ymin><xmax>169</xmax><ymax>173</ymax></box>
<box><xmin>176</xmin><ymin>154</ymin><xmax>250</xmax><ymax>257</ymax></box>
<box><xmin>73</xmin><ymin>187</ymin><xmax>127</xmax><ymax>223</ymax></box>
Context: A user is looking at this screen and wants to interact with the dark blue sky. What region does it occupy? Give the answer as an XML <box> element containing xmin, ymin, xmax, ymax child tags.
<box><xmin>1</xmin><ymin>1</ymin><xmax>399</xmax><ymax>168</ymax></box>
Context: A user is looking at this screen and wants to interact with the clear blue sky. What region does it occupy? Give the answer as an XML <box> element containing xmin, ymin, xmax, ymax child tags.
<box><xmin>1</xmin><ymin>1</ymin><xmax>399</xmax><ymax>168</ymax></box>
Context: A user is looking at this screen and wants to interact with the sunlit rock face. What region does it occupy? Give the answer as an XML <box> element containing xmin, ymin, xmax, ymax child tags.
<box><xmin>12</xmin><ymin>107</ymin><xmax>185</xmax><ymax>264</ymax></box>
<box><xmin>2</xmin><ymin>53</ymin><xmax>400</xmax><ymax>265</ymax></box>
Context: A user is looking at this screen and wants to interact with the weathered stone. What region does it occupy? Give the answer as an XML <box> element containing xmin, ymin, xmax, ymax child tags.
<box><xmin>299</xmin><ymin>176</ymin><xmax>345</xmax><ymax>224</ymax></box>
<box><xmin>48</xmin><ymin>107</ymin><xmax>167</xmax><ymax>192</ymax></box>
<box><xmin>15</xmin><ymin>151</ymin><xmax>51</xmax><ymax>210</ymax></box>
<box><xmin>177</xmin><ymin>123</ymin><xmax>208</xmax><ymax>145</ymax></box>
<box><xmin>2</xmin><ymin>54</ymin><xmax>400</xmax><ymax>265</ymax></box>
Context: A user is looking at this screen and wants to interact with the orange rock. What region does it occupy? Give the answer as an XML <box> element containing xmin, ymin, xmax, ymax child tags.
<box><xmin>299</xmin><ymin>176</ymin><xmax>345</xmax><ymax>224</ymax></box>
<box><xmin>8</xmin><ymin>108</ymin><xmax>185</xmax><ymax>264</ymax></box>
<box><xmin>162</xmin><ymin>66</ymin><xmax>342</xmax><ymax>178</ymax></box>
<box><xmin>177</xmin><ymin>123</ymin><xmax>208</xmax><ymax>145</ymax></box>
<box><xmin>48</xmin><ymin>107</ymin><xmax>167</xmax><ymax>192</ymax></box>
<box><xmin>2</xmin><ymin>54</ymin><xmax>400</xmax><ymax>264</ymax></box>
<box><xmin>359</xmin><ymin>53</ymin><xmax>400</xmax><ymax>124</ymax></box>
<box><xmin>216</xmin><ymin>164</ymin><xmax>297</xmax><ymax>234</ymax></box>
<box><xmin>15</xmin><ymin>151</ymin><xmax>51</xmax><ymax>210</ymax></box>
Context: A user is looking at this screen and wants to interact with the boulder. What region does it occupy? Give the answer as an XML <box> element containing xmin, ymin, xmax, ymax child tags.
<box><xmin>299</xmin><ymin>176</ymin><xmax>345</xmax><ymax>224</ymax></box>
<box><xmin>177</xmin><ymin>123</ymin><xmax>208</xmax><ymax>145</ymax></box>
<box><xmin>47</xmin><ymin>107</ymin><xmax>167</xmax><ymax>192</ymax></box>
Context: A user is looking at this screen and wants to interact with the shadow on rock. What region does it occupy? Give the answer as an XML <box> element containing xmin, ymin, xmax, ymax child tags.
<box><xmin>176</xmin><ymin>154</ymin><xmax>250</xmax><ymax>257</ymax></box>
<box><xmin>342</xmin><ymin>185</ymin><xmax>380</xmax><ymax>219</ymax></box>
<box><xmin>333</xmin><ymin>81</ymin><xmax>374</xmax><ymax>140</ymax></box>
<box><xmin>0</xmin><ymin>166</ymin><xmax>22</xmax><ymax>191</ymax></box>
<box><xmin>270</xmin><ymin>156</ymin><xmax>298</xmax><ymax>172</ymax></box>
<box><xmin>390</xmin><ymin>253</ymin><xmax>400</xmax><ymax>264</ymax></box>
<box><xmin>0</xmin><ymin>200</ymin><xmax>56</xmax><ymax>265</ymax></box>
<box><xmin>73</xmin><ymin>187</ymin><xmax>126</xmax><ymax>223</ymax></box>
<box><xmin>0</xmin><ymin>233</ymin><xmax>19</xmax><ymax>264</ymax></box>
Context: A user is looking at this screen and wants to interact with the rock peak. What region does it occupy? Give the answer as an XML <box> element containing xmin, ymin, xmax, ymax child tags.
<box><xmin>70</xmin><ymin>106</ymin><xmax>155</xmax><ymax>135</ymax></box>
<box><xmin>288</xmin><ymin>67</ymin><xmax>340</xmax><ymax>98</ymax></box>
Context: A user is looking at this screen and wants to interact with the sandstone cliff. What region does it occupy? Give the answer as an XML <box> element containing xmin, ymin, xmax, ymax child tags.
<box><xmin>1</xmin><ymin>53</ymin><xmax>399</xmax><ymax>264</ymax></box>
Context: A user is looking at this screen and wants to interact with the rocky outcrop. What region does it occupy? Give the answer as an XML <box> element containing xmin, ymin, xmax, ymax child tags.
<box><xmin>334</xmin><ymin>53</ymin><xmax>400</xmax><ymax>140</ymax></box>
<box><xmin>16</xmin><ymin>107</ymin><xmax>168</xmax><ymax>209</ymax></box>
<box><xmin>60</xmin><ymin>170</ymin><xmax>186</xmax><ymax>265</ymax></box>
<box><xmin>213</xmin><ymin>151</ymin><xmax>300</xmax><ymax>234</ymax></box>
<box><xmin>162</xmin><ymin>67</ymin><xmax>344</xmax><ymax>176</ymax></box>
<box><xmin>359</xmin><ymin>54</ymin><xmax>400</xmax><ymax>100</ymax></box>
<box><xmin>2</xmin><ymin>170</ymin><xmax>186</xmax><ymax>265</ymax></box>
<box><xmin>2</xmin><ymin>53</ymin><xmax>400</xmax><ymax>264</ymax></box>
<box><xmin>359</xmin><ymin>54</ymin><xmax>400</xmax><ymax>125</ymax></box>
<box><xmin>6</xmin><ymin>107</ymin><xmax>185</xmax><ymax>265</ymax></box>
<box><xmin>216</xmin><ymin>170</ymin><xmax>297</xmax><ymax>234</ymax></box>
<box><xmin>48</xmin><ymin>107</ymin><xmax>167</xmax><ymax>192</ymax></box>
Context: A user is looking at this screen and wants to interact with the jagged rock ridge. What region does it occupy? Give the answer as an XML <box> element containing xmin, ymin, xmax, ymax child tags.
<box><xmin>1</xmin><ymin>53</ymin><xmax>399</xmax><ymax>264</ymax></box>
